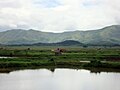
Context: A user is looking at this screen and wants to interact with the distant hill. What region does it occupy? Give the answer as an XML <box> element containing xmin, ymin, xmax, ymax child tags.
<box><xmin>0</xmin><ymin>25</ymin><xmax>120</xmax><ymax>46</ymax></box>
<box><xmin>31</xmin><ymin>40</ymin><xmax>83</xmax><ymax>46</ymax></box>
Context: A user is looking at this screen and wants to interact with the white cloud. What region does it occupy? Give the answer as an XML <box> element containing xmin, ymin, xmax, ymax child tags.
<box><xmin>0</xmin><ymin>0</ymin><xmax>120</xmax><ymax>32</ymax></box>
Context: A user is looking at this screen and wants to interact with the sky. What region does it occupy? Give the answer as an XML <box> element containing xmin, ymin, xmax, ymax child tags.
<box><xmin>0</xmin><ymin>0</ymin><xmax>120</xmax><ymax>32</ymax></box>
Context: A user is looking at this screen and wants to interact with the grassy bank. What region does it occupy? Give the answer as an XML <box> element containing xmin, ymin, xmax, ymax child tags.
<box><xmin>0</xmin><ymin>57</ymin><xmax>120</xmax><ymax>69</ymax></box>
<box><xmin>0</xmin><ymin>46</ymin><xmax>120</xmax><ymax>69</ymax></box>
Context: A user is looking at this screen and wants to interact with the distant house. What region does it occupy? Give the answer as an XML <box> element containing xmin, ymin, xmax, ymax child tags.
<box><xmin>54</xmin><ymin>48</ymin><xmax>66</xmax><ymax>56</ymax></box>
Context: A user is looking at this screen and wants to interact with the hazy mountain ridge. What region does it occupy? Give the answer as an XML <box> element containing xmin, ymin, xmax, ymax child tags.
<box><xmin>31</xmin><ymin>40</ymin><xmax>83</xmax><ymax>46</ymax></box>
<box><xmin>0</xmin><ymin>25</ymin><xmax>120</xmax><ymax>46</ymax></box>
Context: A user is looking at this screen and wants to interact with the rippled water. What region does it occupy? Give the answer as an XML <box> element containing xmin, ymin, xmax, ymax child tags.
<box><xmin>0</xmin><ymin>68</ymin><xmax>120</xmax><ymax>90</ymax></box>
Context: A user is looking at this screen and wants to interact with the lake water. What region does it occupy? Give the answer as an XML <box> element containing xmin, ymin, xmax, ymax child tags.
<box><xmin>0</xmin><ymin>57</ymin><xmax>16</xmax><ymax>58</ymax></box>
<box><xmin>0</xmin><ymin>68</ymin><xmax>120</xmax><ymax>90</ymax></box>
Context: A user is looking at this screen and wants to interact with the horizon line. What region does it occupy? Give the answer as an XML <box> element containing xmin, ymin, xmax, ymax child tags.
<box><xmin>0</xmin><ymin>24</ymin><xmax>119</xmax><ymax>33</ymax></box>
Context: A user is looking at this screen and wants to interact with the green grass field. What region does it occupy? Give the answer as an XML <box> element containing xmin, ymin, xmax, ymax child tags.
<box><xmin>0</xmin><ymin>46</ymin><xmax>120</xmax><ymax>69</ymax></box>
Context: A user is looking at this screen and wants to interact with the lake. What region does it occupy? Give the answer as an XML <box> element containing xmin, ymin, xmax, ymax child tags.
<box><xmin>0</xmin><ymin>68</ymin><xmax>120</xmax><ymax>90</ymax></box>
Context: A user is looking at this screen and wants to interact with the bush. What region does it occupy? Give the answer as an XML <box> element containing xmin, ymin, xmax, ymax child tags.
<box><xmin>89</xmin><ymin>60</ymin><xmax>102</xmax><ymax>67</ymax></box>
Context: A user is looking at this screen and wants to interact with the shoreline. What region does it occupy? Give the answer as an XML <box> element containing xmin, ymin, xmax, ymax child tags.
<box><xmin>0</xmin><ymin>65</ymin><xmax>120</xmax><ymax>74</ymax></box>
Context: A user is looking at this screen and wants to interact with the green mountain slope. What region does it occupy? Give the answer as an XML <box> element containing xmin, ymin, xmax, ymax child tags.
<box><xmin>0</xmin><ymin>25</ymin><xmax>120</xmax><ymax>45</ymax></box>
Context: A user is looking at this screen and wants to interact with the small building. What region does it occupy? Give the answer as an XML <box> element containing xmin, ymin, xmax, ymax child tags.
<box><xmin>55</xmin><ymin>48</ymin><xmax>62</xmax><ymax>56</ymax></box>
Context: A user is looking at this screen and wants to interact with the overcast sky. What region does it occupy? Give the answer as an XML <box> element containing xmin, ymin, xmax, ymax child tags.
<box><xmin>0</xmin><ymin>0</ymin><xmax>120</xmax><ymax>32</ymax></box>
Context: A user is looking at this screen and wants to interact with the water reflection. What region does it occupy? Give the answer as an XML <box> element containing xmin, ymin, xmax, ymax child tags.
<box><xmin>48</xmin><ymin>67</ymin><xmax>55</xmax><ymax>72</ymax></box>
<box><xmin>0</xmin><ymin>68</ymin><xmax>120</xmax><ymax>90</ymax></box>
<box><xmin>0</xmin><ymin>67</ymin><xmax>120</xmax><ymax>74</ymax></box>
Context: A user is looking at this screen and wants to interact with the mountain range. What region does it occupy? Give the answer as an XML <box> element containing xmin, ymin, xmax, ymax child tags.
<box><xmin>0</xmin><ymin>25</ymin><xmax>120</xmax><ymax>46</ymax></box>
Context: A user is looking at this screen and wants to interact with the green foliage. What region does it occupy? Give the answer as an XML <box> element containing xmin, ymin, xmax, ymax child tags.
<box><xmin>0</xmin><ymin>46</ymin><xmax>120</xmax><ymax>69</ymax></box>
<box><xmin>90</xmin><ymin>60</ymin><xmax>102</xmax><ymax>67</ymax></box>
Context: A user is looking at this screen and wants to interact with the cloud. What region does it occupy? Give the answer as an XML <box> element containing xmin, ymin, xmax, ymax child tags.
<box><xmin>0</xmin><ymin>0</ymin><xmax>120</xmax><ymax>32</ymax></box>
<box><xmin>33</xmin><ymin>0</ymin><xmax>61</xmax><ymax>8</ymax></box>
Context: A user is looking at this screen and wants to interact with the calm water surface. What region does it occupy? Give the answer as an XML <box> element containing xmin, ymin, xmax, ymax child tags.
<box><xmin>0</xmin><ymin>68</ymin><xmax>120</xmax><ymax>90</ymax></box>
